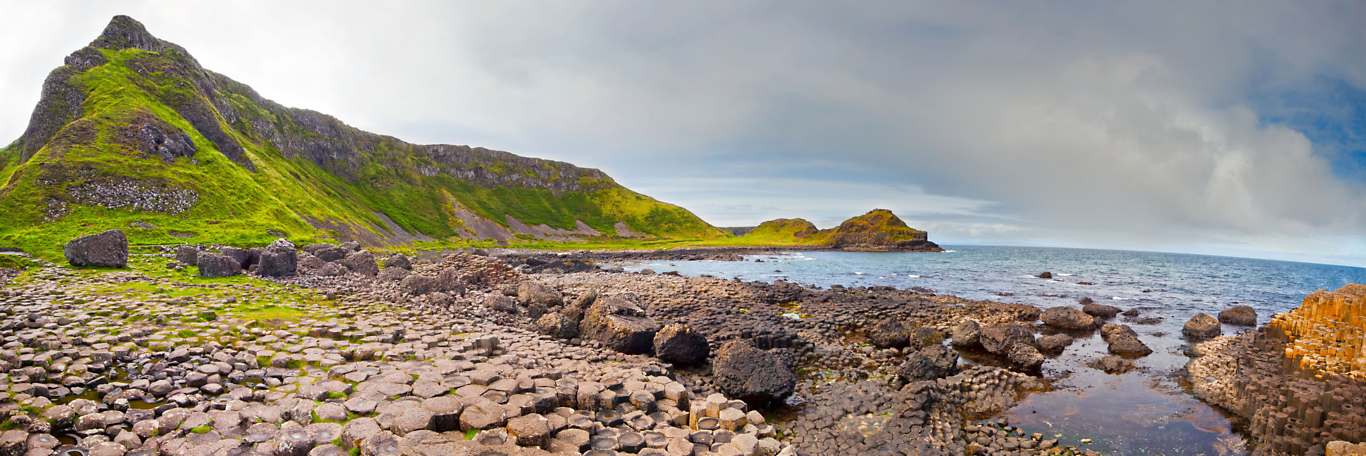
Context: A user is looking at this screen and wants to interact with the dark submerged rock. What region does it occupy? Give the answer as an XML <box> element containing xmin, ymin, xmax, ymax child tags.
<box><xmin>1041</xmin><ymin>306</ymin><xmax>1097</xmax><ymax>330</ymax></box>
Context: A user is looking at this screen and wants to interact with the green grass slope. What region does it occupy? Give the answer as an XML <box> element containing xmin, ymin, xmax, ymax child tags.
<box><xmin>739</xmin><ymin>218</ymin><xmax>819</xmax><ymax>244</ymax></box>
<box><xmin>0</xmin><ymin>16</ymin><xmax>725</xmax><ymax>260</ymax></box>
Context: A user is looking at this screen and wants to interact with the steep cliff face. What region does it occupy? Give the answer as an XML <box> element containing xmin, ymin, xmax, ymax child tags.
<box><xmin>0</xmin><ymin>16</ymin><xmax>726</xmax><ymax>258</ymax></box>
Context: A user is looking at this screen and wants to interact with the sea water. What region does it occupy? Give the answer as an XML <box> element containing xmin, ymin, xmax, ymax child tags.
<box><xmin>616</xmin><ymin>246</ymin><xmax>1366</xmax><ymax>455</ymax></box>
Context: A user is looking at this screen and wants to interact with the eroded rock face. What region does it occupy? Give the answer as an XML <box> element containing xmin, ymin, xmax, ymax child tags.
<box><xmin>1183</xmin><ymin>313</ymin><xmax>1221</xmax><ymax>339</ymax></box>
<box><xmin>63</xmin><ymin>229</ymin><xmax>127</xmax><ymax>268</ymax></box>
<box><xmin>1219</xmin><ymin>305</ymin><xmax>1257</xmax><ymax>326</ymax></box>
<box><xmin>712</xmin><ymin>340</ymin><xmax>796</xmax><ymax>405</ymax></box>
<box><xmin>1266</xmin><ymin>284</ymin><xmax>1366</xmax><ymax>377</ymax></box>
<box><xmin>579</xmin><ymin>297</ymin><xmax>660</xmax><ymax>354</ymax></box>
<box><xmin>653</xmin><ymin>324</ymin><xmax>709</xmax><ymax>367</ymax></box>
<box><xmin>1041</xmin><ymin>306</ymin><xmax>1096</xmax><ymax>330</ymax></box>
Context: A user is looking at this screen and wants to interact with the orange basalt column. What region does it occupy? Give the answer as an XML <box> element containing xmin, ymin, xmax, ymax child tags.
<box><xmin>1267</xmin><ymin>284</ymin><xmax>1366</xmax><ymax>378</ymax></box>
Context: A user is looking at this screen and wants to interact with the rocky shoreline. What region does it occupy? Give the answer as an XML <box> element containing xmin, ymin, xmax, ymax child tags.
<box><xmin>0</xmin><ymin>238</ymin><xmax>1126</xmax><ymax>456</ymax></box>
<box><xmin>1187</xmin><ymin>285</ymin><xmax>1366</xmax><ymax>456</ymax></box>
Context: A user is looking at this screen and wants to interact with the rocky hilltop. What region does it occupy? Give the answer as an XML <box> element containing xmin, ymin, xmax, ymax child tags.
<box><xmin>0</xmin><ymin>16</ymin><xmax>726</xmax><ymax>259</ymax></box>
<box><xmin>740</xmin><ymin>210</ymin><xmax>943</xmax><ymax>252</ymax></box>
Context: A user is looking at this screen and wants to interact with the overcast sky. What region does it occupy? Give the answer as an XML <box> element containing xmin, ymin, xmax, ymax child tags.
<box><xmin>3</xmin><ymin>1</ymin><xmax>1365</xmax><ymax>266</ymax></box>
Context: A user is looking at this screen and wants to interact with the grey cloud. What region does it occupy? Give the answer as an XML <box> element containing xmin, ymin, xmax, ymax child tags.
<box><xmin>2</xmin><ymin>1</ymin><xmax>1364</xmax><ymax>264</ymax></box>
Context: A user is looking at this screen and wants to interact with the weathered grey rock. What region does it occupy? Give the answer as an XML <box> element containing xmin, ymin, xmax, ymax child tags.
<box><xmin>1008</xmin><ymin>344</ymin><xmax>1046</xmax><ymax>370</ymax></box>
<box><xmin>64</xmin><ymin>229</ymin><xmax>128</xmax><ymax>267</ymax></box>
<box><xmin>712</xmin><ymin>340</ymin><xmax>796</xmax><ymax>405</ymax></box>
<box><xmin>1100</xmin><ymin>324</ymin><xmax>1152</xmax><ymax>356</ymax></box>
<box><xmin>342</xmin><ymin>250</ymin><xmax>379</xmax><ymax>277</ymax></box>
<box><xmin>1041</xmin><ymin>306</ymin><xmax>1097</xmax><ymax>330</ymax></box>
<box><xmin>950</xmin><ymin>319</ymin><xmax>982</xmax><ymax>348</ymax></box>
<box><xmin>866</xmin><ymin>318</ymin><xmax>910</xmax><ymax>349</ymax></box>
<box><xmin>1096</xmin><ymin>355</ymin><xmax>1134</xmax><ymax>373</ymax></box>
<box><xmin>360</xmin><ymin>430</ymin><xmax>401</xmax><ymax>456</ymax></box>
<box><xmin>383</xmin><ymin>255</ymin><xmax>411</xmax><ymax>270</ymax></box>
<box><xmin>895</xmin><ymin>352</ymin><xmax>939</xmax><ymax>383</ymax></box>
<box><xmin>257</xmin><ymin>238</ymin><xmax>297</xmax><ymax>277</ymax></box>
<box><xmin>1082</xmin><ymin>302</ymin><xmax>1122</xmax><ymax>319</ymax></box>
<box><xmin>277</xmin><ymin>427</ymin><xmax>315</xmax><ymax>456</ymax></box>
<box><xmin>1037</xmin><ymin>333</ymin><xmax>1073</xmax><ymax>353</ymax></box>
<box><xmin>436</xmin><ymin>268</ymin><xmax>464</xmax><ymax>294</ymax></box>
<box><xmin>400</xmin><ymin>274</ymin><xmax>438</xmax><ymax>296</ymax></box>
<box><xmin>197</xmin><ymin>253</ymin><xmax>241</xmax><ymax>277</ymax></box>
<box><xmin>580</xmin><ymin>296</ymin><xmax>660</xmax><ymax>354</ymax></box>
<box><xmin>0</xmin><ymin>430</ymin><xmax>24</xmax><ymax>456</ymax></box>
<box><xmin>920</xmin><ymin>344</ymin><xmax>958</xmax><ymax>377</ymax></box>
<box><xmin>518</xmin><ymin>282</ymin><xmax>564</xmax><ymax>308</ymax></box>
<box><xmin>653</xmin><ymin>324</ymin><xmax>709</xmax><ymax>367</ymax></box>
<box><xmin>377</xmin><ymin>267</ymin><xmax>410</xmax><ymax>281</ymax></box>
<box><xmin>563</xmin><ymin>291</ymin><xmax>597</xmax><ymax>323</ymax></box>
<box><xmin>1182</xmin><ymin>313</ymin><xmax>1221</xmax><ymax>339</ymax></box>
<box><xmin>979</xmin><ymin>324</ymin><xmax>1035</xmax><ymax>355</ymax></box>
<box><xmin>176</xmin><ymin>245</ymin><xmax>198</xmax><ymax>265</ymax></box>
<box><xmin>1218</xmin><ymin>305</ymin><xmax>1257</xmax><ymax>326</ymax></box>
<box><xmin>314</xmin><ymin>246</ymin><xmax>346</xmax><ymax>262</ymax></box>
<box><xmin>535</xmin><ymin>313</ymin><xmax>579</xmax><ymax>340</ymax></box>
<box><xmin>485</xmin><ymin>295</ymin><xmax>518</xmax><ymax>314</ymax></box>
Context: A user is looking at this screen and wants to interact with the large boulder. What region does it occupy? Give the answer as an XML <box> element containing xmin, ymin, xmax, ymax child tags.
<box><xmin>175</xmin><ymin>245</ymin><xmax>198</xmax><ymax>265</ymax></box>
<box><xmin>950</xmin><ymin>319</ymin><xmax>982</xmax><ymax>348</ymax></box>
<box><xmin>342</xmin><ymin>251</ymin><xmax>379</xmax><ymax>277</ymax></box>
<box><xmin>1007</xmin><ymin>344</ymin><xmax>1046</xmax><ymax>370</ymax></box>
<box><xmin>920</xmin><ymin>344</ymin><xmax>959</xmax><ymax>377</ymax></box>
<box><xmin>562</xmin><ymin>292</ymin><xmax>596</xmax><ymax>324</ymax></box>
<box><xmin>653</xmin><ymin>324</ymin><xmax>709</xmax><ymax>367</ymax></box>
<box><xmin>1037</xmin><ymin>333</ymin><xmax>1073</xmax><ymax>353</ymax></box>
<box><xmin>1182</xmin><ymin>313</ymin><xmax>1221</xmax><ymax>339</ymax></box>
<box><xmin>197</xmin><ymin>254</ymin><xmax>241</xmax><ymax>277</ymax></box>
<box><xmin>383</xmin><ymin>255</ymin><xmax>411</xmax><ymax>270</ymax></box>
<box><xmin>979</xmin><ymin>324</ymin><xmax>1035</xmax><ymax>355</ymax></box>
<box><xmin>314</xmin><ymin>246</ymin><xmax>347</xmax><ymax>262</ymax></box>
<box><xmin>1082</xmin><ymin>302</ymin><xmax>1121</xmax><ymax>319</ymax></box>
<box><xmin>220</xmin><ymin>246</ymin><xmax>251</xmax><ymax>268</ymax></box>
<box><xmin>896</xmin><ymin>345</ymin><xmax>958</xmax><ymax>383</ymax></box>
<box><xmin>712</xmin><ymin>340</ymin><xmax>796</xmax><ymax>405</ymax></box>
<box><xmin>400</xmin><ymin>275</ymin><xmax>439</xmax><ymax>296</ymax></box>
<box><xmin>1100</xmin><ymin>324</ymin><xmax>1152</xmax><ymax>356</ymax></box>
<box><xmin>1041</xmin><ymin>306</ymin><xmax>1097</xmax><ymax>330</ymax></box>
<box><xmin>866</xmin><ymin>318</ymin><xmax>910</xmax><ymax>349</ymax></box>
<box><xmin>256</xmin><ymin>238</ymin><xmax>297</xmax><ymax>277</ymax></box>
<box><xmin>377</xmin><ymin>267</ymin><xmax>410</xmax><ymax>281</ymax></box>
<box><xmin>63</xmin><ymin>229</ymin><xmax>128</xmax><ymax>268</ymax></box>
<box><xmin>518</xmin><ymin>282</ymin><xmax>564</xmax><ymax>308</ymax></box>
<box><xmin>1218</xmin><ymin>306</ymin><xmax>1257</xmax><ymax>326</ymax></box>
<box><xmin>980</xmin><ymin>324</ymin><xmax>1043</xmax><ymax>370</ymax></box>
<box><xmin>436</xmin><ymin>268</ymin><xmax>464</xmax><ymax>294</ymax></box>
<box><xmin>579</xmin><ymin>297</ymin><xmax>660</xmax><ymax>354</ymax></box>
<box><xmin>535</xmin><ymin>313</ymin><xmax>578</xmax><ymax>340</ymax></box>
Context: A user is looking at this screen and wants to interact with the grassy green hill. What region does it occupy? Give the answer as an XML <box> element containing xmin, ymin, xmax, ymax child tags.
<box><xmin>737</xmin><ymin>209</ymin><xmax>941</xmax><ymax>251</ymax></box>
<box><xmin>0</xmin><ymin>16</ymin><xmax>726</xmax><ymax>260</ymax></box>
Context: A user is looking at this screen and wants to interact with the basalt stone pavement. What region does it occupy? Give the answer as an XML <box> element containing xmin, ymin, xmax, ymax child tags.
<box><xmin>0</xmin><ymin>247</ymin><xmax>1105</xmax><ymax>456</ymax></box>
